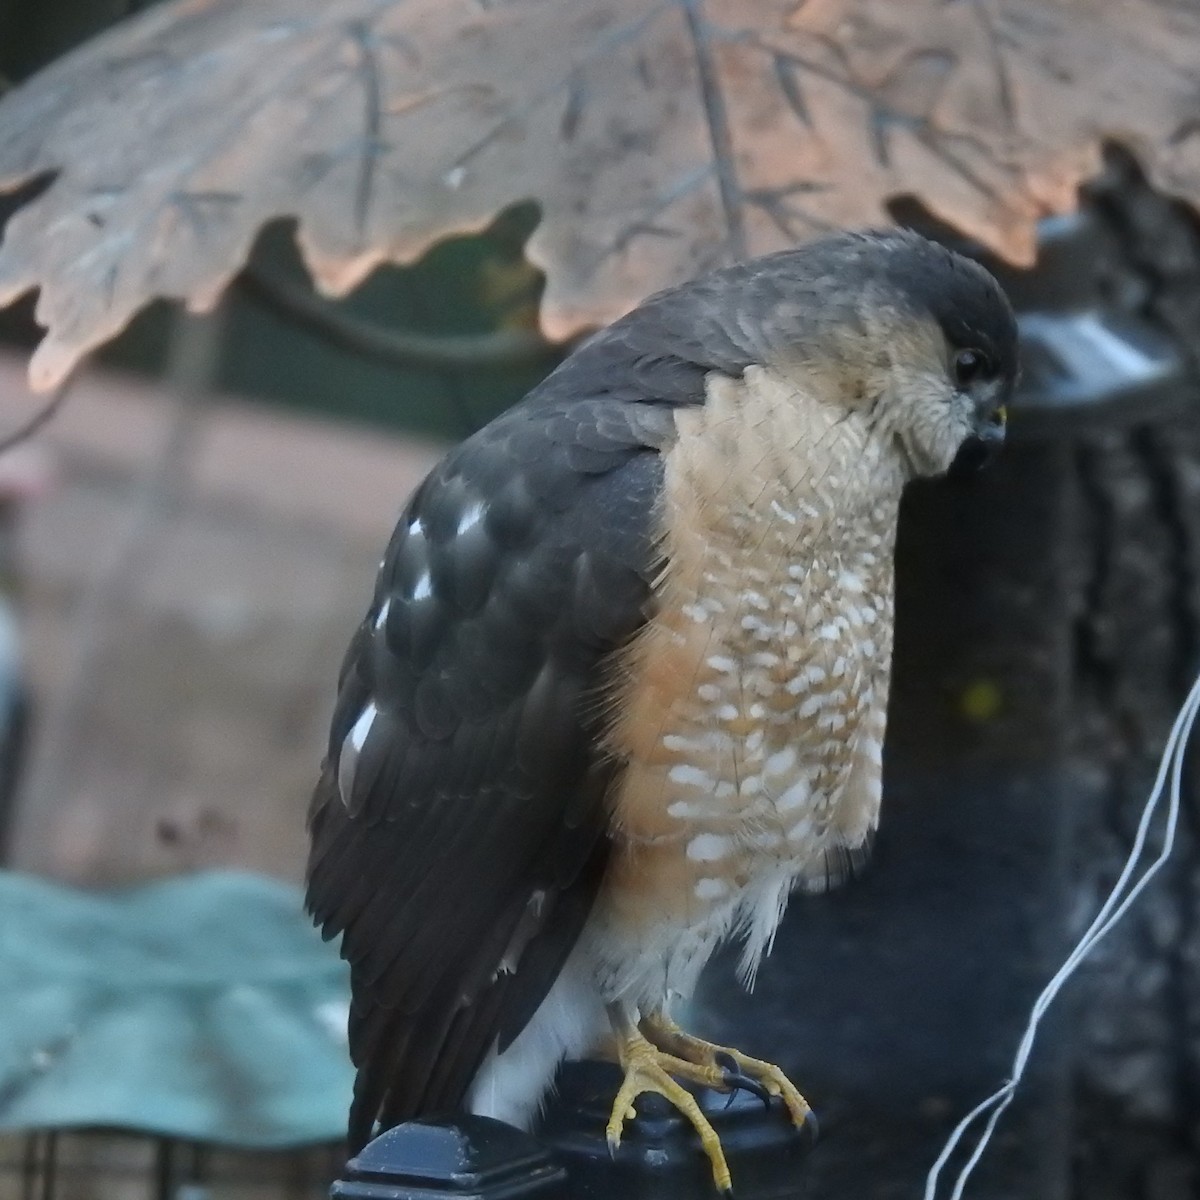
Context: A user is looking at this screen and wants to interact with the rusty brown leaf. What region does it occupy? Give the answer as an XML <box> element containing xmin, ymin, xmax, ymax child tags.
<box><xmin>2</xmin><ymin>0</ymin><xmax>1200</xmax><ymax>391</ymax></box>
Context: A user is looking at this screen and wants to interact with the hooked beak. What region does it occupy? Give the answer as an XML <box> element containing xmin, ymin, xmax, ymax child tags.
<box><xmin>951</xmin><ymin>394</ymin><xmax>1007</xmax><ymax>473</ymax></box>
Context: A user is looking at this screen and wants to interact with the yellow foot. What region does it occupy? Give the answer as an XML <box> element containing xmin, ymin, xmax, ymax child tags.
<box><xmin>639</xmin><ymin>1011</ymin><xmax>815</xmax><ymax>1133</ymax></box>
<box><xmin>606</xmin><ymin>1029</ymin><xmax>734</xmax><ymax>1196</ymax></box>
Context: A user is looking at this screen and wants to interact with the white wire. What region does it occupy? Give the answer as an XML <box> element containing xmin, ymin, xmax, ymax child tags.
<box><xmin>922</xmin><ymin>668</ymin><xmax>1200</xmax><ymax>1200</ymax></box>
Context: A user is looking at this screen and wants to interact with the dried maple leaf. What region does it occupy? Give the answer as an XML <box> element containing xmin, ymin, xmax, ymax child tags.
<box><xmin>1</xmin><ymin>0</ymin><xmax>1200</xmax><ymax>391</ymax></box>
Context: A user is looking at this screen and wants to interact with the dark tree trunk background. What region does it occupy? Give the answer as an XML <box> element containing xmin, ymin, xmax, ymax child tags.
<box><xmin>694</xmin><ymin>151</ymin><xmax>1200</xmax><ymax>1200</ymax></box>
<box><xmin>1065</xmin><ymin>152</ymin><xmax>1200</xmax><ymax>1200</ymax></box>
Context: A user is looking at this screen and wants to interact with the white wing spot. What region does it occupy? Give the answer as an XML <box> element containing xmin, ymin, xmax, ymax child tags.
<box><xmin>337</xmin><ymin>701</ymin><xmax>378</xmax><ymax>808</ymax></box>
<box><xmin>412</xmin><ymin>571</ymin><xmax>433</xmax><ymax>601</ymax></box>
<box><xmin>668</xmin><ymin>763</ymin><xmax>714</xmax><ymax>790</ymax></box>
<box><xmin>349</xmin><ymin>702</ymin><xmax>376</xmax><ymax>753</ymax></box>
<box><xmin>687</xmin><ymin>834</ymin><xmax>733</xmax><ymax>862</ymax></box>
<box><xmin>788</xmin><ymin>817</ymin><xmax>815</xmax><ymax>842</ymax></box>
<box><xmin>456</xmin><ymin>501</ymin><xmax>485</xmax><ymax>536</ymax></box>
<box><xmin>777</xmin><ymin>778</ymin><xmax>811</xmax><ymax>813</ymax></box>
<box><xmin>695</xmin><ymin>877</ymin><xmax>731</xmax><ymax>901</ymax></box>
<box><xmin>663</xmin><ymin>733</ymin><xmax>711</xmax><ymax>753</ymax></box>
<box><xmin>765</xmin><ymin>746</ymin><xmax>798</xmax><ymax>777</ymax></box>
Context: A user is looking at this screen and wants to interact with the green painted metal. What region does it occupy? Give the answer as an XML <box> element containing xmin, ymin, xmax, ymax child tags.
<box><xmin>0</xmin><ymin>869</ymin><xmax>353</xmax><ymax>1147</ymax></box>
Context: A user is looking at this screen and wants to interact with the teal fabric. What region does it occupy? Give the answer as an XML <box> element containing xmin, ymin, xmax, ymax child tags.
<box><xmin>0</xmin><ymin>869</ymin><xmax>353</xmax><ymax>1146</ymax></box>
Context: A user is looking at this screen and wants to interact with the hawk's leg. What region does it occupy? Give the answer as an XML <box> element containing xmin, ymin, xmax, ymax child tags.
<box><xmin>604</xmin><ymin>1004</ymin><xmax>734</xmax><ymax>1195</ymax></box>
<box><xmin>638</xmin><ymin>1010</ymin><xmax>815</xmax><ymax>1134</ymax></box>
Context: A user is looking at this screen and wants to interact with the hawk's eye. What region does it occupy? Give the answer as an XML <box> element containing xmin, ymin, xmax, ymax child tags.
<box><xmin>954</xmin><ymin>348</ymin><xmax>990</xmax><ymax>388</ymax></box>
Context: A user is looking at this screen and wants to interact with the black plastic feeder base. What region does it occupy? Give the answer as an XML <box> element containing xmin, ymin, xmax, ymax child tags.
<box><xmin>331</xmin><ymin>1114</ymin><xmax>568</xmax><ymax>1200</ymax></box>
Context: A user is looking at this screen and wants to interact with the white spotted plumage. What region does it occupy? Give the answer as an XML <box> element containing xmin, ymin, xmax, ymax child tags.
<box><xmin>591</xmin><ymin>364</ymin><xmax>901</xmax><ymax>1012</ymax></box>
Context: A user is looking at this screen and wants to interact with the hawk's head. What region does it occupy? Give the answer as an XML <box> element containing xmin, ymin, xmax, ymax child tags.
<box><xmin>844</xmin><ymin>229</ymin><xmax>1019</xmax><ymax>478</ymax></box>
<box><xmin>615</xmin><ymin>229</ymin><xmax>1018</xmax><ymax>481</ymax></box>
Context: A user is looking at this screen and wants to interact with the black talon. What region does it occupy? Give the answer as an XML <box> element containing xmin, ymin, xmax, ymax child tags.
<box><xmin>725</xmin><ymin>1071</ymin><xmax>771</xmax><ymax>1110</ymax></box>
<box><xmin>800</xmin><ymin>1109</ymin><xmax>820</xmax><ymax>1145</ymax></box>
<box><xmin>714</xmin><ymin>1050</ymin><xmax>737</xmax><ymax>1075</ymax></box>
<box><xmin>714</xmin><ymin>1053</ymin><xmax>772</xmax><ymax>1110</ymax></box>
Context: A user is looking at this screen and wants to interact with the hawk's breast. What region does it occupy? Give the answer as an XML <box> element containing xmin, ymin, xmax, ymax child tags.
<box><xmin>596</xmin><ymin>367</ymin><xmax>904</xmax><ymax>978</ymax></box>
